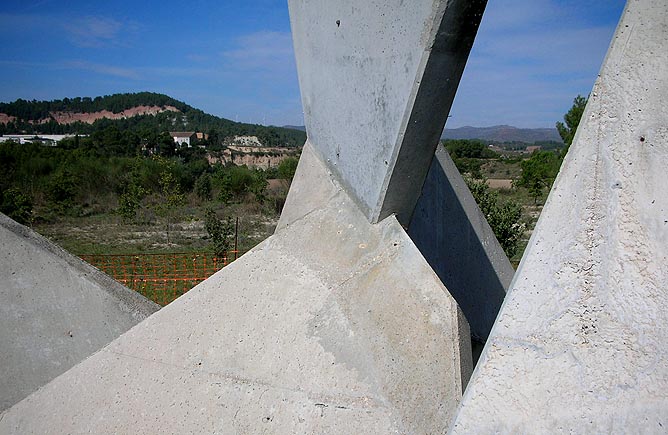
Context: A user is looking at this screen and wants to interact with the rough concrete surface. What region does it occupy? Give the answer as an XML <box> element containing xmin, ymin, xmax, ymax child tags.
<box><xmin>408</xmin><ymin>147</ymin><xmax>514</xmax><ymax>341</ymax></box>
<box><xmin>1</xmin><ymin>144</ymin><xmax>472</xmax><ymax>434</ymax></box>
<box><xmin>0</xmin><ymin>213</ymin><xmax>159</xmax><ymax>412</ymax></box>
<box><xmin>451</xmin><ymin>0</ymin><xmax>668</xmax><ymax>432</ymax></box>
<box><xmin>289</xmin><ymin>0</ymin><xmax>485</xmax><ymax>224</ymax></box>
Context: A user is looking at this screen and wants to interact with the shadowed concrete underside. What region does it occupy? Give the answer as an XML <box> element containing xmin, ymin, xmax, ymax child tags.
<box><xmin>0</xmin><ymin>213</ymin><xmax>159</xmax><ymax>412</ymax></box>
<box><xmin>409</xmin><ymin>147</ymin><xmax>513</xmax><ymax>341</ymax></box>
<box><xmin>451</xmin><ymin>0</ymin><xmax>668</xmax><ymax>431</ymax></box>
<box><xmin>0</xmin><ymin>145</ymin><xmax>472</xmax><ymax>434</ymax></box>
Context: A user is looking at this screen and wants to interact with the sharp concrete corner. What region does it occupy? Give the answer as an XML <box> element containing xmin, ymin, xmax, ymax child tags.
<box><xmin>0</xmin><ymin>213</ymin><xmax>159</xmax><ymax>412</ymax></box>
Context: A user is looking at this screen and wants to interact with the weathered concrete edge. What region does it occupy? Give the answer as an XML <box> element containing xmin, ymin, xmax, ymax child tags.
<box><xmin>375</xmin><ymin>0</ymin><xmax>488</xmax><ymax>224</ymax></box>
<box><xmin>447</xmin><ymin>3</ymin><xmax>639</xmax><ymax>431</ymax></box>
<box><xmin>0</xmin><ymin>213</ymin><xmax>160</xmax><ymax>319</ymax></box>
<box><xmin>461</xmin><ymin>0</ymin><xmax>629</xmax><ymax>363</ymax></box>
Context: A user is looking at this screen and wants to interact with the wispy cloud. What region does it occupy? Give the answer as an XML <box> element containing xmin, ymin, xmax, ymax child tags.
<box><xmin>63</xmin><ymin>16</ymin><xmax>132</xmax><ymax>47</ymax></box>
<box><xmin>222</xmin><ymin>31</ymin><xmax>295</xmax><ymax>73</ymax></box>
<box><xmin>63</xmin><ymin>60</ymin><xmax>140</xmax><ymax>79</ymax></box>
<box><xmin>0</xmin><ymin>13</ymin><xmax>138</xmax><ymax>48</ymax></box>
<box><xmin>0</xmin><ymin>59</ymin><xmax>140</xmax><ymax>79</ymax></box>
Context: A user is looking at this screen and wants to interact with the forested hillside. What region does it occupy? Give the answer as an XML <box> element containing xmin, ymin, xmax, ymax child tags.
<box><xmin>0</xmin><ymin>92</ymin><xmax>306</xmax><ymax>148</ymax></box>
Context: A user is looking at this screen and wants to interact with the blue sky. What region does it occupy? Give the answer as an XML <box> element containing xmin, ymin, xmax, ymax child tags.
<box><xmin>0</xmin><ymin>0</ymin><xmax>625</xmax><ymax>128</ymax></box>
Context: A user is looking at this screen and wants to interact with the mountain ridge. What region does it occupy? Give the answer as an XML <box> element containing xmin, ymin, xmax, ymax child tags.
<box><xmin>442</xmin><ymin>124</ymin><xmax>562</xmax><ymax>143</ymax></box>
<box><xmin>282</xmin><ymin>124</ymin><xmax>563</xmax><ymax>144</ymax></box>
<box><xmin>0</xmin><ymin>92</ymin><xmax>306</xmax><ymax>147</ymax></box>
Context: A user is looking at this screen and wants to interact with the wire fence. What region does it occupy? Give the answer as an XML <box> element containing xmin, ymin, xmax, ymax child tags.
<box><xmin>80</xmin><ymin>251</ymin><xmax>239</xmax><ymax>306</ymax></box>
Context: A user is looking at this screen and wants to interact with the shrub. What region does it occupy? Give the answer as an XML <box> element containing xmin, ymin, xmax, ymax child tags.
<box><xmin>1</xmin><ymin>187</ymin><xmax>33</xmax><ymax>225</ymax></box>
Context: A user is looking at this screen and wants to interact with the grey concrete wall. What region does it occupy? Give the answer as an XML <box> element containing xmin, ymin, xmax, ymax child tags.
<box><xmin>1</xmin><ymin>145</ymin><xmax>472</xmax><ymax>434</ymax></box>
<box><xmin>289</xmin><ymin>0</ymin><xmax>486</xmax><ymax>225</ymax></box>
<box><xmin>451</xmin><ymin>0</ymin><xmax>668</xmax><ymax>431</ymax></box>
<box><xmin>408</xmin><ymin>147</ymin><xmax>514</xmax><ymax>341</ymax></box>
<box><xmin>0</xmin><ymin>213</ymin><xmax>159</xmax><ymax>412</ymax></box>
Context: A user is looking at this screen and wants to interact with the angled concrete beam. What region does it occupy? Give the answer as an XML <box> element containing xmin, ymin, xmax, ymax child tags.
<box><xmin>290</xmin><ymin>0</ymin><xmax>486</xmax><ymax>224</ymax></box>
<box><xmin>1</xmin><ymin>145</ymin><xmax>472</xmax><ymax>434</ymax></box>
<box><xmin>408</xmin><ymin>146</ymin><xmax>514</xmax><ymax>341</ymax></box>
<box><xmin>0</xmin><ymin>213</ymin><xmax>158</xmax><ymax>411</ymax></box>
<box><xmin>451</xmin><ymin>0</ymin><xmax>668</xmax><ymax>431</ymax></box>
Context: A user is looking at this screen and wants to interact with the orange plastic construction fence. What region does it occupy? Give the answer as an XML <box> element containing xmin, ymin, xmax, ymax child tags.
<box><xmin>80</xmin><ymin>251</ymin><xmax>239</xmax><ymax>306</ymax></box>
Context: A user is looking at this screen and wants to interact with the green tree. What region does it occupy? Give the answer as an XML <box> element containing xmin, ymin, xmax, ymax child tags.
<box><xmin>556</xmin><ymin>95</ymin><xmax>588</xmax><ymax>147</ymax></box>
<box><xmin>204</xmin><ymin>207</ymin><xmax>234</xmax><ymax>257</ymax></box>
<box><xmin>46</xmin><ymin>167</ymin><xmax>78</xmax><ymax>213</ymax></box>
<box><xmin>464</xmin><ymin>177</ymin><xmax>526</xmax><ymax>258</ymax></box>
<box><xmin>1</xmin><ymin>188</ymin><xmax>33</xmax><ymax>225</ymax></box>
<box><xmin>277</xmin><ymin>157</ymin><xmax>299</xmax><ymax>181</ymax></box>
<box><xmin>516</xmin><ymin>151</ymin><xmax>562</xmax><ymax>204</ymax></box>
<box><xmin>194</xmin><ymin>173</ymin><xmax>212</xmax><ymax>201</ymax></box>
<box><xmin>154</xmin><ymin>157</ymin><xmax>185</xmax><ymax>243</ymax></box>
<box><xmin>117</xmin><ymin>159</ymin><xmax>147</xmax><ymax>223</ymax></box>
<box><xmin>217</xmin><ymin>166</ymin><xmax>267</xmax><ymax>202</ymax></box>
<box><xmin>465</xmin><ymin>177</ymin><xmax>525</xmax><ymax>258</ymax></box>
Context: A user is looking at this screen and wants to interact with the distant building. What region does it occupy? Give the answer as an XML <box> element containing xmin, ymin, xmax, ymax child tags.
<box><xmin>169</xmin><ymin>132</ymin><xmax>196</xmax><ymax>147</ymax></box>
<box><xmin>195</xmin><ymin>132</ymin><xmax>209</xmax><ymax>141</ymax></box>
<box><xmin>0</xmin><ymin>134</ymin><xmax>82</xmax><ymax>146</ymax></box>
<box><xmin>526</xmin><ymin>145</ymin><xmax>542</xmax><ymax>154</ymax></box>
<box><xmin>225</xmin><ymin>135</ymin><xmax>264</xmax><ymax>147</ymax></box>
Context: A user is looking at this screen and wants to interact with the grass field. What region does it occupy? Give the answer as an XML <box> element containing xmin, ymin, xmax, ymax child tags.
<box><xmin>34</xmin><ymin>202</ymin><xmax>277</xmax><ymax>256</ymax></box>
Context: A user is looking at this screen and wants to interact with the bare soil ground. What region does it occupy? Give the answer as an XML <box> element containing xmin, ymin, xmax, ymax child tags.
<box><xmin>486</xmin><ymin>179</ymin><xmax>513</xmax><ymax>189</ymax></box>
<box><xmin>34</xmin><ymin>211</ymin><xmax>278</xmax><ymax>256</ymax></box>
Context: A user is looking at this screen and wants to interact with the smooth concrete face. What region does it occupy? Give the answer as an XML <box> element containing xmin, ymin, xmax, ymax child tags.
<box><xmin>289</xmin><ymin>0</ymin><xmax>486</xmax><ymax>224</ymax></box>
<box><xmin>2</xmin><ymin>145</ymin><xmax>472</xmax><ymax>434</ymax></box>
<box><xmin>408</xmin><ymin>146</ymin><xmax>514</xmax><ymax>341</ymax></box>
<box><xmin>0</xmin><ymin>214</ymin><xmax>159</xmax><ymax>412</ymax></box>
<box><xmin>451</xmin><ymin>1</ymin><xmax>668</xmax><ymax>432</ymax></box>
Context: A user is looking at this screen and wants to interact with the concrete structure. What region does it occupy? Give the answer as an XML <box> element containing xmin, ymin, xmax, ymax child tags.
<box><xmin>0</xmin><ymin>144</ymin><xmax>472</xmax><ymax>433</ymax></box>
<box><xmin>0</xmin><ymin>1</ymin><xmax>491</xmax><ymax>432</ymax></box>
<box><xmin>4</xmin><ymin>0</ymin><xmax>662</xmax><ymax>432</ymax></box>
<box><xmin>290</xmin><ymin>0</ymin><xmax>487</xmax><ymax>225</ymax></box>
<box><xmin>0</xmin><ymin>213</ymin><xmax>159</xmax><ymax>412</ymax></box>
<box><xmin>409</xmin><ymin>146</ymin><xmax>513</xmax><ymax>341</ymax></box>
<box><xmin>451</xmin><ymin>0</ymin><xmax>668</xmax><ymax>432</ymax></box>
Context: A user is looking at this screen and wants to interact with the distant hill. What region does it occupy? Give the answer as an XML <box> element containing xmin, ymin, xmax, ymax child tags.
<box><xmin>282</xmin><ymin>125</ymin><xmax>306</xmax><ymax>132</ymax></box>
<box><xmin>0</xmin><ymin>92</ymin><xmax>306</xmax><ymax>148</ymax></box>
<box><xmin>442</xmin><ymin>125</ymin><xmax>562</xmax><ymax>143</ymax></box>
<box><xmin>283</xmin><ymin>124</ymin><xmax>562</xmax><ymax>144</ymax></box>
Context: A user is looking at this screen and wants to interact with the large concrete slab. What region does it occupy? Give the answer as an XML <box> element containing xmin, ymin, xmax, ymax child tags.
<box><xmin>289</xmin><ymin>0</ymin><xmax>486</xmax><ymax>224</ymax></box>
<box><xmin>0</xmin><ymin>213</ymin><xmax>159</xmax><ymax>412</ymax></box>
<box><xmin>451</xmin><ymin>0</ymin><xmax>668</xmax><ymax>432</ymax></box>
<box><xmin>1</xmin><ymin>145</ymin><xmax>472</xmax><ymax>434</ymax></box>
<box><xmin>408</xmin><ymin>146</ymin><xmax>514</xmax><ymax>341</ymax></box>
